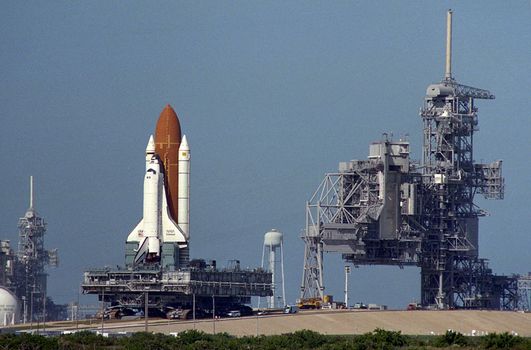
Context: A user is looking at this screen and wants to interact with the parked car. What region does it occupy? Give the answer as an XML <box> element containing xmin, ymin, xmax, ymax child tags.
<box><xmin>227</xmin><ymin>310</ymin><xmax>241</xmax><ymax>317</ymax></box>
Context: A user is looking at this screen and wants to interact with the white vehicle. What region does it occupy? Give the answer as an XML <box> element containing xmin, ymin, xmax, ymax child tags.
<box><xmin>284</xmin><ymin>305</ymin><xmax>299</xmax><ymax>314</ymax></box>
<box><xmin>227</xmin><ymin>310</ymin><xmax>241</xmax><ymax>317</ymax></box>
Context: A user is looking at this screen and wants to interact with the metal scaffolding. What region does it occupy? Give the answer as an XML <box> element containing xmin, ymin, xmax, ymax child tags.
<box><xmin>300</xmin><ymin>10</ymin><xmax>517</xmax><ymax>310</ymax></box>
<box><xmin>81</xmin><ymin>263</ymin><xmax>272</xmax><ymax>315</ymax></box>
<box><xmin>418</xmin><ymin>70</ymin><xmax>505</xmax><ymax>308</ymax></box>
<box><xmin>12</xmin><ymin>176</ymin><xmax>58</xmax><ymax>322</ymax></box>
<box><xmin>517</xmin><ymin>273</ymin><xmax>531</xmax><ymax>311</ymax></box>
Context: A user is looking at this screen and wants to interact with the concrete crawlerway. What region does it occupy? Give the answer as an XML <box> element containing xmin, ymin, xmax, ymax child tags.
<box><xmin>42</xmin><ymin>310</ymin><xmax>531</xmax><ymax>337</ymax></box>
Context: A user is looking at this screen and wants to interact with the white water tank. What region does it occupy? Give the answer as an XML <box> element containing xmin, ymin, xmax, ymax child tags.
<box><xmin>264</xmin><ymin>229</ymin><xmax>283</xmax><ymax>247</ymax></box>
<box><xmin>0</xmin><ymin>287</ymin><xmax>18</xmax><ymax>326</ymax></box>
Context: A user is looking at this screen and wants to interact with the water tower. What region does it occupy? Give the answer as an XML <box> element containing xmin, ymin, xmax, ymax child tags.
<box><xmin>261</xmin><ymin>229</ymin><xmax>285</xmax><ymax>308</ymax></box>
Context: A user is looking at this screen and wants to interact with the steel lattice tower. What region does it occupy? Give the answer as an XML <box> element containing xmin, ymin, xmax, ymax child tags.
<box><xmin>419</xmin><ymin>10</ymin><xmax>504</xmax><ymax>309</ymax></box>
<box><xmin>517</xmin><ymin>273</ymin><xmax>531</xmax><ymax>311</ymax></box>
<box><xmin>14</xmin><ymin>176</ymin><xmax>58</xmax><ymax>322</ymax></box>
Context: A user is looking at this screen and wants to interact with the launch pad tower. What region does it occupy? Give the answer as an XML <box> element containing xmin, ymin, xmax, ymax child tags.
<box><xmin>13</xmin><ymin>176</ymin><xmax>58</xmax><ymax>322</ymax></box>
<box><xmin>300</xmin><ymin>11</ymin><xmax>517</xmax><ymax>309</ymax></box>
<box><xmin>418</xmin><ymin>11</ymin><xmax>504</xmax><ymax>308</ymax></box>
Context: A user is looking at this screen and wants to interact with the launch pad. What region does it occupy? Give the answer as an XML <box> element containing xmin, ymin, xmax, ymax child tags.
<box><xmin>300</xmin><ymin>11</ymin><xmax>520</xmax><ymax>310</ymax></box>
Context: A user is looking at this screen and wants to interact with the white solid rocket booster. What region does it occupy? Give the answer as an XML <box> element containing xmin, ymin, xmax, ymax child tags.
<box><xmin>177</xmin><ymin>135</ymin><xmax>190</xmax><ymax>240</ymax></box>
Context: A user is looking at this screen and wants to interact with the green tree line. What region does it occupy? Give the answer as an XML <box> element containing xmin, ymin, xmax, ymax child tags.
<box><xmin>0</xmin><ymin>329</ymin><xmax>529</xmax><ymax>350</ymax></box>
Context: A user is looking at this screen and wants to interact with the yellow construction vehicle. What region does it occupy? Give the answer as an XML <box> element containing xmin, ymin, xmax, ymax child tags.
<box><xmin>297</xmin><ymin>297</ymin><xmax>322</xmax><ymax>309</ymax></box>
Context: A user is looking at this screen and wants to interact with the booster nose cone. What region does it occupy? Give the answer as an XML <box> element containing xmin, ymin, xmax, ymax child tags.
<box><xmin>179</xmin><ymin>135</ymin><xmax>189</xmax><ymax>152</ymax></box>
<box><xmin>146</xmin><ymin>135</ymin><xmax>155</xmax><ymax>154</ymax></box>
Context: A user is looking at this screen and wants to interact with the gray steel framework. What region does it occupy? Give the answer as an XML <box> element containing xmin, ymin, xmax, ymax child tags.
<box><xmin>12</xmin><ymin>177</ymin><xmax>58</xmax><ymax>322</ymax></box>
<box><xmin>82</xmin><ymin>266</ymin><xmax>272</xmax><ymax>310</ymax></box>
<box><xmin>300</xmin><ymin>11</ymin><xmax>517</xmax><ymax>309</ymax></box>
<box><xmin>418</xmin><ymin>74</ymin><xmax>504</xmax><ymax>308</ymax></box>
<box><xmin>0</xmin><ymin>241</ymin><xmax>16</xmax><ymax>287</ymax></box>
<box><xmin>517</xmin><ymin>273</ymin><xmax>531</xmax><ymax>311</ymax></box>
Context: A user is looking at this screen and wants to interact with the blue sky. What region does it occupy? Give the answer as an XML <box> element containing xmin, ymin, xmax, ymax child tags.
<box><xmin>1</xmin><ymin>1</ymin><xmax>530</xmax><ymax>308</ymax></box>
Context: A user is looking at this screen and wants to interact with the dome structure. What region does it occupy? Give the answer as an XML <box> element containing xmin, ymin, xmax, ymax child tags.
<box><xmin>0</xmin><ymin>287</ymin><xmax>18</xmax><ymax>326</ymax></box>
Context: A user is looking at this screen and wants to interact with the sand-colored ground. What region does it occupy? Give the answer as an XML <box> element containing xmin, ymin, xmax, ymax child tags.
<box><xmin>50</xmin><ymin>310</ymin><xmax>530</xmax><ymax>337</ymax></box>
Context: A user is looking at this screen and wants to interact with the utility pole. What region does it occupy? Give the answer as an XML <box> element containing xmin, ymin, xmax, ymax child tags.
<box><xmin>100</xmin><ymin>287</ymin><xmax>105</xmax><ymax>335</ymax></box>
<box><xmin>144</xmin><ymin>289</ymin><xmax>149</xmax><ymax>332</ymax></box>
<box><xmin>256</xmin><ymin>311</ymin><xmax>259</xmax><ymax>336</ymax></box>
<box><xmin>344</xmin><ymin>265</ymin><xmax>351</xmax><ymax>308</ymax></box>
<box><xmin>22</xmin><ymin>296</ymin><xmax>27</xmax><ymax>324</ymax></box>
<box><xmin>212</xmin><ymin>295</ymin><xmax>216</xmax><ymax>334</ymax></box>
<box><xmin>192</xmin><ymin>293</ymin><xmax>196</xmax><ymax>329</ymax></box>
<box><xmin>30</xmin><ymin>290</ymin><xmax>34</xmax><ymax>332</ymax></box>
<box><xmin>42</xmin><ymin>290</ymin><xmax>46</xmax><ymax>332</ymax></box>
<box><xmin>76</xmin><ymin>288</ymin><xmax>80</xmax><ymax>330</ymax></box>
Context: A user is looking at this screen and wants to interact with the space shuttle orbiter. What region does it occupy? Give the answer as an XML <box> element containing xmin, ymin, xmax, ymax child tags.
<box><xmin>126</xmin><ymin>135</ymin><xmax>189</xmax><ymax>265</ymax></box>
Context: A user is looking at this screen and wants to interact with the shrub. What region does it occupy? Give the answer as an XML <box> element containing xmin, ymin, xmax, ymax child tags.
<box><xmin>372</xmin><ymin>328</ymin><xmax>408</xmax><ymax>347</ymax></box>
<box><xmin>350</xmin><ymin>329</ymin><xmax>409</xmax><ymax>350</ymax></box>
<box><xmin>482</xmin><ymin>332</ymin><xmax>524</xmax><ymax>349</ymax></box>
<box><xmin>434</xmin><ymin>330</ymin><xmax>468</xmax><ymax>347</ymax></box>
<box><xmin>0</xmin><ymin>333</ymin><xmax>59</xmax><ymax>350</ymax></box>
<box><xmin>119</xmin><ymin>332</ymin><xmax>176</xmax><ymax>350</ymax></box>
<box><xmin>288</xmin><ymin>329</ymin><xmax>328</xmax><ymax>348</ymax></box>
<box><xmin>177</xmin><ymin>329</ymin><xmax>212</xmax><ymax>345</ymax></box>
<box><xmin>60</xmin><ymin>330</ymin><xmax>114</xmax><ymax>347</ymax></box>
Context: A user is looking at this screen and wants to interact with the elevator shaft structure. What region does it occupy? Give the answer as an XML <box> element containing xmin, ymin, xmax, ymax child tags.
<box><xmin>419</xmin><ymin>10</ymin><xmax>504</xmax><ymax>309</ymax></box>
<box><xmin>300</xmin><ymin>10</ymin><xmax>516</xmax><ymax>309</ymax></box>
<box><xmin>419</xmin><ymin>56</ymin><xmax>502</xmax><ymax>308</ymax></box>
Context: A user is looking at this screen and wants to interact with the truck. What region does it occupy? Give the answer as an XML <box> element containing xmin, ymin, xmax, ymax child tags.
<box><xmin>296</xmin><ymin>297</ymin><xmax>322</xmax><ymax>309</ymax></box>
<box><xmin>407</xmin><ymin>303</ymin><xmax>422</xmax><ymax>310</ymax></box>
<box><xmin>284</xmin><ymin>305</ymin><xmax>299</xmax><ymax>314</ymax></box>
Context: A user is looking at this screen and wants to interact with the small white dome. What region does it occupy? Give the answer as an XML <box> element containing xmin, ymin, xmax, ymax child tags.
<box><xmin>264</xmin><ymin>229</ymin><xmax>283</xmax><ymax>247</ymax></box>
<box><xmin>0</xmin><ymin>287</ymin><xmax>18</xmax><ymax>326</ymax></box>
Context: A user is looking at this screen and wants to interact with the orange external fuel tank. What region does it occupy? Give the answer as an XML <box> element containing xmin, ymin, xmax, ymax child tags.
<box><xmin>154</xmin><ymin>104</ymin><xmax>182</xmax><ymax>222</ymax></box>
